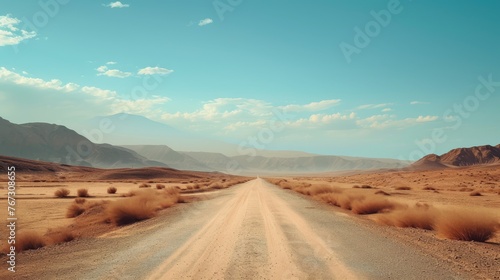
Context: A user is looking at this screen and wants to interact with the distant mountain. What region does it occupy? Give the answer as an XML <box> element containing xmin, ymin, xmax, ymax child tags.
<box><xmin>183</xmin><ymin>151</ymin><xmax>409</xmax><ymax>175</ymax></box>
<box><xmin>0</xmin><ymin>116</ymin><xmax>411</xmax><ymax>174</ymax></box>
<box><xmin>122</xmin><ymin>145</ymin><xmax>212</xmax><ymax>171</ymax></box>
<box><xmin>410</xmin><ymin>144</ymin><xmax>500</xmax><ymax>170</ymax></box>
<box><xmin>0</xmin><ymin>117</ymin><xmax>166</xmax><ymax>168</ymax></box>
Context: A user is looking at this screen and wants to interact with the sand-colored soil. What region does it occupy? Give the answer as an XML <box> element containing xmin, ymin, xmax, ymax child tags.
<box><xmin>1</xmin><ymin>179</ymin><xmax>478</xmax><ymax>279</ymax></box>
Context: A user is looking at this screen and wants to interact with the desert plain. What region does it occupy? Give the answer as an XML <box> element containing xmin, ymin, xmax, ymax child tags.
<box><xmin>0</xmin><ymin>156</ymin><xmax>498</xmax><ymax>279</ymax></box>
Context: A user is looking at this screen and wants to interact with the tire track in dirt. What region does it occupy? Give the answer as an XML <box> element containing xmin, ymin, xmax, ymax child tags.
<box><xmin>148</xmin><ymin>178</ymin><xmax>358</xmax><ymax>279</ymax></box>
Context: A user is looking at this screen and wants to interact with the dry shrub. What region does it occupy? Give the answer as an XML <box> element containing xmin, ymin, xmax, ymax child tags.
<box><xmin>374</xmin><ymin>190</ymin><xmax>390</xmax><ymax>196</ymax></box>
<box><xmin>377</xmin><ymin>204</ymin><xmax>437</xmax><ymax>230</ymax></box>
<box><xmin>107</xmin><ymin>188</ymin><xmax>179</xmax><ymax>226</ymax></box>
<box><xmin>351</xmin><ymin>196</ymin><xmax>397</xmax><ymax>215</ymax></box>
<box><xmin>67</xmin><ymin>204</ymin><xmax>85</xmax><ymax>218</ymax></box>
<box><xmin>469</xmin><ymin>191</ymin><xmax>482</xmax><ymax>196</ymax></box>
<box><xmin>422</xmin><ymin>186</ymin><xmax>436</xmax><ymax>191</ymax></box>
<box><xmin>306</xmin><ymin>184</ymin><xmax>342</xmax><ymax>196</ymax></box>
<box><xmin>280</xmin><ymin>182</ymin><xmax>294</xmax><ymax>190</ymax></box>
<box><xmin>394</xmin><ymin>186</ymin><xmax>411</xmax><ymax>191</ymax></box>
<box><xmin>361</xmin><ymin>185</ymin><xmax>373</xmax><ymax>189</ymax></box>
<box><xmin>210</xmin><ymin>182</ymin><xmax>224</xmax><ymax>189</ymax></box>
<box><xmin>139</xmin><ymin>183</ymin><xmax>151</xmax><ymax>188</ymax></box>
<box><xmin>316</xmin><ymin>193</ymin><xmax>341</xmax><ymax>207</ymax></box>
<box><xmin>107</xmin><ymin>192</ymin><xmax>158</xmax><ymax>225</ymax></box>
<box><xmin>48</xmin><ymin>228</ymin><xmax>75</xmax><ymax>244</ymax></box>
<box><xmin>54</xmin><ymin>188</ymin><xmax>70</xmax><ymax>198</ymax></box>
<box><xmin>77</xmin><ymin>188</ymin><xmax>89</xmax><ymax>197</ymax></box>
<box><xmin>156</xmin><ymin>184</ymin><xmax>166</xmax><ymax>190</ymax></box>
<box><xmin>352</xmin><ymin>185</ymin><xmax>360</xmax><ymax>189</ymax></box>
<box><xmin>338</xmin><ymin>194</ymin><xmax>365</xmax><ymax>210</ymax></box>
<box><xmin>107</xmin><ymin>187</ymin><xmax>117</xmax><ymax>194</ymax></box>
<box><xmin>75</xmin><ymin>198</ymin><xmax>86</xmax><ymax>204</ymax></box>
<box><xmin>16</xmin><ymin>231</ymin><xmax>46</xmax><ymax>252</ymax></box>
<box><xmin>435</xmin><ymin>209</ymin><xmax>499</xmax><ymax>242</ymax></box>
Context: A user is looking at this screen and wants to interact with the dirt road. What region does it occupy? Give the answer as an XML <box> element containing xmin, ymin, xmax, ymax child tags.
<box><xmin>3</xmin><ymin>178</ymin><xmax>467</xmax><ymax>279</ymax></box>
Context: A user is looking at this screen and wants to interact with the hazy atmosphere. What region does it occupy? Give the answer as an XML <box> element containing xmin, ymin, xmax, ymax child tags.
<box><xmin>1</xmin><ymin>1</ymin><xmax>499</xmax><ymax>159</ymax></box>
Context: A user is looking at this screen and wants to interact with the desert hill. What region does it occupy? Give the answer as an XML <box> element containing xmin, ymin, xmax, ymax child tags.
<box><xmin>183</xmin><ymin>151</ymin><xmax>409</xmax><ymax>175</ymax></box>
<box><xmin>0</xmin><ymin>155</ymin><xmax>226</xmax><ymax>181</ymax></box>
<box><xmin>411</xmin><ymin>144</ymin><xmax>500</xmax><ymax>170</ymax></box>
<box><xmin>0</xmin><ymin>117</ymin><xmax>166</xmax><ymax>168</ymax></box>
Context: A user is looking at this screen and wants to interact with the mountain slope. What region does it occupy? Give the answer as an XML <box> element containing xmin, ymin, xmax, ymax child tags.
<box><xmin>0</xmin><ymin>117</ymin><xmax>166</xmax><ymax>168</ymax></box>
<box><xmin>184</xmin><ymin>151</ymin><xmax>409</xmax><ymax>175</ymax></box>
<box><xmin>122</xmin><ymin>145</ymin><xmax>212</xmax><ymax>171</ymax></box>
<box><xmin>411</xmin><ymin>144</ymin><xmax>500</xmax><ymax>170</ymax></box>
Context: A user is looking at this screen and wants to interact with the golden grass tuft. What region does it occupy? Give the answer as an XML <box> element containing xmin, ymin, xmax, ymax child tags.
<box><xmin>74</xmin><ymin>198</ymin><xmax>86</xmax><ymax>204</ymax></box>
<box><xmin>435</xmin><ymin>209</ymin><xmax>498</xmax><ymax>242</ymax></box>
<box><xmin>48</xmin><ymin>228</ymin><xmax>75</xmax><ymax>244</ymax></box>
<box><xmin>469</xmin><ymin>191</ymin><xmax>482</xmax><ymax>196</ymax></box>
<box><xmin>210</xmin><ymin>182</ymin><xmax>224</xmax><ymax>189</ymax></box>
<box><xmin>107</xmin><ymin>188</ymin><xmax>180</xmax><ymax>226</ymax></box>
<box><xmin>139</xmin><ymin>183</ymin><xmax>152</xmax><ymax>188</ymax></box>
<box><xmin>54</xmin><ymin>188</ymin><xmax>70</xmax><ymax>198</ymax></box>
<box><xmin>374</xmin><ymin>190</ymin><xmax>390</xmax><ymax>196</ymax></box>
<box><xmin>377</xmin><ymin>204</ymin><xmax>437</xmax><ymax>230</ymax></box>
<box><xmin>67</xmin><ymin>204</ymin><xmax>86</xmax><ymax>218</ymax></box>
<box><xmin>107</xmin><ymin>186</ymin><xmax>117</xmax><ymax>194</ymax></box>
<box><xmin>351</xmin><ymin>196</ymin><xmax>397</xmax><ymax>215</ymax></box>
<box><xmin>107</xmin><ymin>194</ymin><xmax>157</xmax><ymax>226</ymax></box>
<box><xmin>16</xmin><ymin>231</ymin><xmax>46</xmax><ymax>252</ymax></box>
<box><xmin>305</xmin><ymin>184</ymin><xmax>342</xmax><ymax>196</ymax></box>
<box><xmin>77</xmin><ymin>188</ymin><xmax>89</xmax><ymax>197</ymax></box>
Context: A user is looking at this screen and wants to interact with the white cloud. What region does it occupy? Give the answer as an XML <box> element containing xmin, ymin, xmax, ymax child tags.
<box><xmin>137</xmin><ymin>66</ymin><xmax>174</xmax><ymax>76</ymax></box>
<box><xmin>105</xmin><ymin>1</ymin><xmax>129</xmax><ymax>8</ymax></box>
<box><xmin>0</xmin><ymin>67</ymin><xmax>79</xmax><ymax>92</ymax></box>
<box><xmin>106</xmin><ymin>61</ymin><xmax>117</xmax><ymax>65</ymax></box>
<box><xmin>0</xmin><ymin>68</ymin><xmax>170</xmax><ymax>119</ymax></box>
<box><xmin>198</xmin><ymin>18</ymin><xmax>213</xmax><ymax>26</ymax></box>
<box><xmin>356</xmin><ymin>114</ymin><xmax>438</xmax><ymax>129</ymax></box>
<box><xmin>308</xmin><ymin>112</ymin><xmax>356</xmax><ymax>124</ymax></box>
<box><xmin>416</xmin><ymin>115</ymin><xmax>438</xmax><ymax>122</ymax></box>
<box><xmin>0</xmin><ymin>15</ymin><xmax>37</xmax><ymax>46</ymax></box>
<box><xmin>357</xmin><ymin>103</ymin><xmax>393</xmax><ymax>110</ymax></box>
<box><xmin>281</xmin><ymin>99</ymin><xmax>341</xmax><ymax>112</ymax></box>
<box><xmin>410</xmin><ymin>101</ymin><xmax>430</xmax><ymax>105</ymax></box>
<box><xmin>381</xmin><ymin>108</ymin><xmax>392</xmax><ymax>112</ymax></box>
<box><xmin>81</xmin><ymin>86</ymin><xmax>117</xmax><ymax>99</ymax></box>
<box><xmin>96</xmin><ymin>65</ymin><xmax>131</xmax><ymax>78</ymax></box>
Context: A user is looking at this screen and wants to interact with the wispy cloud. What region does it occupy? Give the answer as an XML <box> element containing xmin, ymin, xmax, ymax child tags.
<box><xmin>381</xmin><ymin>108</ymin><xmax>392</xmax><ymax>112</ymax></box>
<box><xmin>0</xmin><ymin>68</ymin><xmax>169</xmax><ymax>118</ymax></box>
<box><xmin>356</xmin><ymin>114</ymin><xmax>438</xmax><ymax>129</ymax></box>
<box><xmin>410</xmin><ymin>101</ymin><xmax>430</xmax><ymax>105</ymax></box>
<box><xmin>105</xmin><ymin>1</ymin><xmax>129</xmax><ymax>8</ymax></box>
<box><xmin>96</xmin><ymin>65</ymin><xmax>131</xmax><ymax>78</ymax></box>
<box><xmin>106</xmin><ymin>61</ymin><xmax>117</xmax><ymax>65</ymax></box>
<box><xmin>280</xmin><ymin>99</ymin><xmax>341</xmax><ymax>112</ymax></box>
<box><xmin>0</xmin><ymin>14</ymin><xmax>37</xmax><ymax>46</ymax></box>
<box><xmin>0</xmin><ymin>67</ymin><xmax>78</xmax><ymax>92</ymax></box>
<box><xmin>357</xmin><ymin>103</ymin><xmax>393</xmax><ymax>110</ymax></box>
<box><xmin>416</xmin><ymin>115</ymin><xmax>438</xmax><ymax>122</ymax></box>
<box><xmin>198</xmin><ymin>18</ymin><xmax>213</xmax><ymax>26</ymax></box>
<box><xmin>138</xmin><ymin>66</ymin><xmax>174</xmax><ymax>76</ymax></box>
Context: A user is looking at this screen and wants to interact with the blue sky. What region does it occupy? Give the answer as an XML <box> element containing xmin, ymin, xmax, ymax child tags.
<box><xmin>1</xmin><ymin>0</ymin><xmax>499</xmax><ymax>159</ymax></box>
